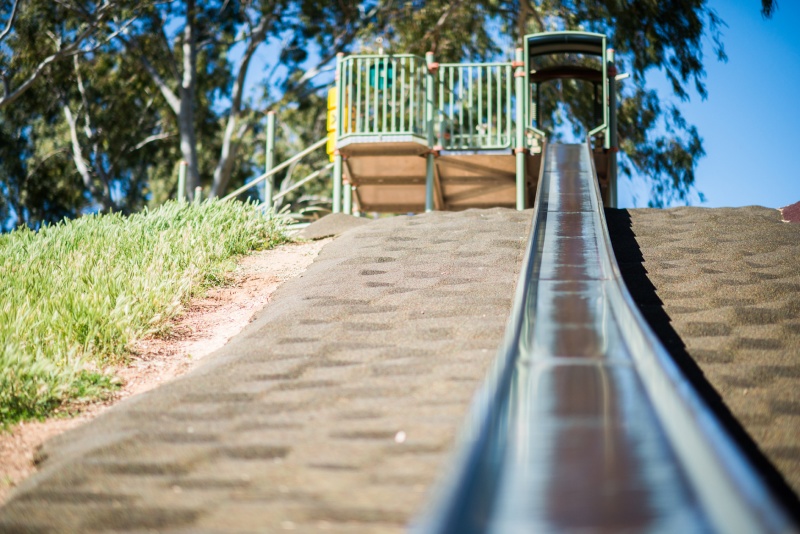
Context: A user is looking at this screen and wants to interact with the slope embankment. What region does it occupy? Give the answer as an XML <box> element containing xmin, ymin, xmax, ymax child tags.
<box><xmin>0</xmin><ymin>209</ymin><xmax>531</xmax><ymax>532</ymax></box>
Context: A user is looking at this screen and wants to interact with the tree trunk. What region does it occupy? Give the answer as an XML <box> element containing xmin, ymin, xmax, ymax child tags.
<box><xmin>209</xmin><ymin>16</ymin><xmax>271</xmax><ymax>198</ymax></box>
<box><xmin>63</xmin><ymin>104</ymin><xmax>111</xmax><ymax>210</ymax></box>
<box><xmin>210</xmin><ymin>117</ymin><xmax>241</xmax><ymax>198</ymax></box>
<box><xmin>179</xmin><ymin>0</ymin><xmax>199</xmax><ymax>199</ymax></box>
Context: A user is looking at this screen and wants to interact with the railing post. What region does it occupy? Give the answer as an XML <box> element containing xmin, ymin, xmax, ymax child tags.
<box><xmin>607</xmin><ymin>48</ymin><xmax>618</xmax><ymax>208</ymax></box>
<box><xmin>264</xmin><ymin>110</ymin><xmax>276</xmax><ymax>210</ymax></box>
<box><xmin>343</xmin><ymin>177</ymin><xmax>352</xmax><ymax>215</ymax></box>
<box><xmin>514</xmin><ymin>47</ymin><xmax>526</xmax><ymax>211</ymax></box>
<box><xmin>333</xmin><ymin>52</ymin><xmax>344</xmax><ymax>213</ymax></box>
<box><xmin>177</xmin><ymin>161</ymin><xmax>187</xmax><ymax>203</ymax></box>
<box><xmin>425</xmin><ymin>51</ymin><xmax>437</xmax><ymax>212</ymax></box>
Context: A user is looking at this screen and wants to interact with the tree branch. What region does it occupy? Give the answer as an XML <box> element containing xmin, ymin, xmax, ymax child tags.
<box><xmin>0</xmin><ymin>20</ymin><xmax>99</xmax><ymax>108</ymax></box>
<box><xmin>133</xmin><ymin>131</ymin><xmax>176</xmax><ymax>150</ymax></box>
<box><xmin>154</xmin><ymin>11</ymin><xmax>180</xmax><ymax>81</ymax></box>
<box><xmin>0</xmin><ymin>0</ymin><xmax>21</xmax><ymax>42</ymax></box>
<box><xmin>24</xmin><ymin>148</ymin><xmax>69</xmax><ymax>181</ymax></box>
<box><xmin>117</xmin><ymin>34</ymin><xmax>182</xmax><ymax>114</ymax></box>
<box><xmin>422</xmin><ymin>0</ymin><xmax>465</xmax><ymax>52</ymax></box>
<box><xmin>63</xmin><ymin>104</ymin><xmax>95</xmax><ymax>193</ymax></box>
<box><xmin>210</xmin><ymin>12</ymin><xmax>275</xmax><ymax>197</ymax></box>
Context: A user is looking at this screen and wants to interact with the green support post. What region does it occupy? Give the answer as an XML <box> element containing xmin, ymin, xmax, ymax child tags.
<box><xmin>514</xmin><ymin>47</ymin><xmax>526</xmax><ymax>211</ymax></box>
<box><xmin>607</xmin><ymin>48</ymin><xmax>618</xmax><ymax>208</ymax></box>
<box><xmin>333</xmin><ymin>53</ymin><xmax>344</xmax><ymax>213</ymax></box>
<box><xmin>333</xmin><ymin>154</ymin><xmax>343</xmax><ymax>214</ymax></box>
<box><xmin>425</xmin><ymin>51</ymin><xmax>436</xmax><ymax>212</ymax></box>
<box><xmin>343</xmin><ymin>179</ymin><xmax>352</xmax><ymax>214</ymax></box>
<box><xmin>177</xmin><ymin>161</ymin><xmax>187</xmax><ymax>202</ymax></box>
<box><xmin>264</xmin><ymin>111</ymin><xmax>276</xmax><ymax>210</ymax></box>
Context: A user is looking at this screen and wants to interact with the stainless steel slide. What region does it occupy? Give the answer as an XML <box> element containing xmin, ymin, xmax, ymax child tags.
<box><xmin>413</xmin><ymin>143</ymin><xmax>794</xmax><ymax>533</ymax></box>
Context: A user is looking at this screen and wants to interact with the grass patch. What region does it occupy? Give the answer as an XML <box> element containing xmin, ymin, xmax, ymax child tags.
<box><xmin>0</xmin><ymin>200</ymin><xmax>288</xmax><ymax>425</ymax></box>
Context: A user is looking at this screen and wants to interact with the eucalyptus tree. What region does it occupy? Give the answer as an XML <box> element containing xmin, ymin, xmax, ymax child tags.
<box><xmin>375</xmin><ymin>0</ymin><xmax>777</xmax><ymax>207</ymax></box>
<box><xmin>113</xmin><ymin>0</ymin><xmax>378</xmax><ymax>200</ymax></box>
<box><xmin>0</xmin><ymin>0</ymin><xmax>164</xmax><ymax>227</ymax></box>
<box><xmin>0</xmin><ymin>0</ymin><xmax>144</xmax><ymax>108</ymax></box>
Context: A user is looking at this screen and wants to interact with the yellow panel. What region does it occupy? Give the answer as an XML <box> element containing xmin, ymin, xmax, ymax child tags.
<box><xmin>327</xmin><ymin>87</ymin><xmax>337</xmax><ymax>109</ymax></box>
<box><xmin>326</xmin><ymin>132</ymin><xmax>336</xmax><ymax>162</ymax></box>
<box><xmin>327</xmin><ymin>108</ymin><xmax>337</xmax><ymax>132</ymax></box>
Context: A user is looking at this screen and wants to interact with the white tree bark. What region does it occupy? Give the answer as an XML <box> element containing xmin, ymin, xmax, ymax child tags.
<box><xmin>178</xmin><ymin>0</ymin><xmax>199</xmax><ymax>199</ymax></box>
<box><xmin>63</xmin><ymin>104</ymin><xmax>111</xmax><ymax>209</ymax></box>
<box><xmin>209</xmin><ymin>16</ymin><xmax>272</xmax><ymax>198</ymax></box>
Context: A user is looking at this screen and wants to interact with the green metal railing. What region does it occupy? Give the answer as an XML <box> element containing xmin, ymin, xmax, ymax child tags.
<box><xmin>218</xmin><ymin>32</ymin><xmax>622</xmax><ymax>216</ymax></box>
<box><xmin>221</xmin><ymin>135</ymin><xmax>328</xmax><ymax>204</ymax></box>
<box><xmin>338</xmin><ymin>54</ymin><xmax>427</xmax><ymax>139</ymax></box>
<box><xmin>435</xmin><ymin>63</ymin><xmax>514</xmax><ymax>150</ymax></box>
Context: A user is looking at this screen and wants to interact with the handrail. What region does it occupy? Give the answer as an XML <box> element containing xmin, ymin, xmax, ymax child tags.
<box><xmin>338</xmin><ymin>54</ymin><xmax>427</xmax><ymax>139</ymax></box>
<box><xmin>221</xmin><ymin>137</ymin><xmax>327</xmax><ymax>202</ymax></box>
<box><xmin>438</xmin><ymin>61</ymin><xmax>513</xmax><ymax>68</ymax></box>
<box><xmin>435</xmin><ymin>62</ymin><xmax>514</xmax><ymax>151</ymax></box>
<box><xmin>271</xmin><ymin>162</ymin><xmax>334</xmax><ymax>202</ymax></box>
<box><xmin>525</xmin><ymin>125</ymin><xmax>546</xmax><ymax>140</ymax></box>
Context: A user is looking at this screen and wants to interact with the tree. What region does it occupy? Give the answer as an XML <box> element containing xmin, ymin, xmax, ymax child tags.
<box><xmin>761</xmin><ymin>0</ymin><xmax>778</xmax><ymax>18</ymax></box>
<box><xmin>115</xmin><ymin>0</ymin><xmax>378</xmax><ymax>200</ymax></box>
<box><xmin>0</xmin><ymin>1</ymin><xmax>782</xmax><ymax>227</ymax></box>
<box><xmin>0</xmin><ymin>0</ymin><xmax>143</xmax><ymax>108</ymax></box>
<box><xmin>375</xmin><ymin>0</ymin><xmax>737</xmax><ymax>206</ymax></box>
<box><xmin>0</xmin><ymin>0</ymin><xmax>173</xmax><ymax>227</ymax></box>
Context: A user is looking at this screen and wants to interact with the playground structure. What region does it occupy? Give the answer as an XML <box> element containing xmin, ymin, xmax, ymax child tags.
<box><xmin>333</xmin><ymin>32</ymin><xmax>616</xmax><ymax>213</ymax></box>
<box><xmin>224</xmin><ymin>31</ymin><xmax>621</xmax><ymax>213</ymax></box>
<box><xmin>328</xmin><ymin>31</ymin><xmax>620</xmax><ymax>213</ymax></box>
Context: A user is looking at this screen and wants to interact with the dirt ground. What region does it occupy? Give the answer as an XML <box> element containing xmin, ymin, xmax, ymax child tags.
<box><xmin>0</xmin><ymin>239</ymin><xmax>328</xmax><ymax>504</ymax></box>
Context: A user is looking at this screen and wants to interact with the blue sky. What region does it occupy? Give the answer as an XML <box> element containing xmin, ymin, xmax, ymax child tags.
<box><xmin>618</xmin><ymin>1</ymin><xmax>800</xmax><ymax>209</ymax></box>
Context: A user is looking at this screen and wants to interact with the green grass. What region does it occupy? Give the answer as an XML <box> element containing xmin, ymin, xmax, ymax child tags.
<box><xmin>0</xmin><ymin>200</ymin><xmax>288</xmax><ymax>425</ymax></box>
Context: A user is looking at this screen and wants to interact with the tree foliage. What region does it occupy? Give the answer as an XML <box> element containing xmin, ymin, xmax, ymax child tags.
<box><xmin>0</xmin><ymin>1</ymin><xmax>779</xmax><ymax>227</ymax></box>
<box><xmin>373</xmin><ymin>0</ymin><xmax>731</xmax><ymax>207</ymax></box>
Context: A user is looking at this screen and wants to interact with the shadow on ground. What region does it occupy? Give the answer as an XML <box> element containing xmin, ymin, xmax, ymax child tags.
<box><xmin>605</xmin><ymin>208</ymin><xmax>800</xmax><ymax>523</ymax></box>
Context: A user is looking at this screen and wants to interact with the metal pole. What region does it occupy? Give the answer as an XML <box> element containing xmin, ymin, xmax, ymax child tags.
<box><xmin>514</xmin><ymin>47</ymin><xmax>526</xmax><ymax>211</ymax></box>
<box><xmin>343</xmin><ymin>179</ymin><xmax>353</xmax><ymax>215</ymax></box>
<box><xmin>333</xmin><ymin>52</ymin><xmax>344</xmax><ymax>213</ymax></box>
<box><xmin>608</xmin><ymin>48</ymin><xmax>618</xmax><ymax>208</ymax></box>
<box><xmin>194</xmin><ymin>186</ymin><xmax>202</xmax><ymax>204</ymax></box>
<box><xmin>425</xmin><ymin>51</ymin><xmax>436</xmax><ymax>212</ymax></box>
<box><xmin>264</xmin><ymin>111</ymin><xmax>276</xmax><ymax>210</ymax></box>
<box><xmin>221</xmin><ymin>137</ymin><xmax>327</xmax><ymax>202</ymax></box>
<box><xmin>177</xmin><ymin>161</ymin><xmax>187</xmax><ymax>202</ymax></box>
<box><xmin>272</xmin><ymin>162</ymin><xmax>335</xmax><ymax>202</ymax></box>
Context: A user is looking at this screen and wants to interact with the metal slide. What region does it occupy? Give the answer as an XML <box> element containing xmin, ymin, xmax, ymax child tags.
<box><xmin>413</xmin><ymin>143</ymin><xmax>794</xmax><ymax>533</ymax></box>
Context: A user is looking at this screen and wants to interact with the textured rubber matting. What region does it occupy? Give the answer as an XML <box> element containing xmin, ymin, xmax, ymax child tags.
<box><xmin>0</xmin><ymin>208</ymin><xmax>531</xmax><ymax>533</ymax></box>
<box><xmin>608</xmin><ymin>206</ymin><xmax>800</xmax><ymax>511</ymax></box>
